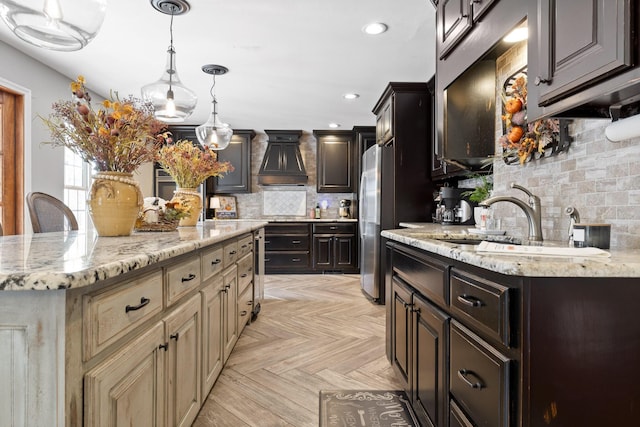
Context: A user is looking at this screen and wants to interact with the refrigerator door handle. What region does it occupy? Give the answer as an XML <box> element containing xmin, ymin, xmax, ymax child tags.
<box><xmin>358</xmin><ymin>171</ymin><xmax>366</xmax><ymax>239</ymax></box>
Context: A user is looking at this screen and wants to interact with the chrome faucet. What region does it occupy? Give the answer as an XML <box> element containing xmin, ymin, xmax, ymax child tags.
<box><xmin>480</xmin><ymin>182</ymin><xmax>543</xmax><ymax>242</ymax></box>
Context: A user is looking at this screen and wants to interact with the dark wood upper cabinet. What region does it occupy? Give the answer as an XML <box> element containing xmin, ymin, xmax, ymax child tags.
<box><xmin>211</xmin><ymin>130</ymin><xmax>255</xmax><ymax>194</ymax></box>
<box><xmin>314</xmin><ymin>130</ymin><xmax>355</xmax><ymax>193</ymax></box>
<box><xmin>437</xmin><ymin>0</ymin><xmax>472</xmax><ymax>59</ymax></box>
<box><xmin>532</xmin><ymin>0</ymin><xmax>632</xmax><ymax>108</ymax></box>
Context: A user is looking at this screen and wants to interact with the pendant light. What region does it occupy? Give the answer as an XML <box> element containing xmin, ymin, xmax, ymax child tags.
<box><xmin>196</xmin><ymin>64</ymin><xmax>233</xmax><ymax>150</ymax></box>
<box><xmin>141</xmin><ymin>0</ymin><xmax>197</xmax><ymax>123</ymax></box>
<box><xmin>0</xmin><ymin>0</ymin><xmax>107</xmax><ymax>51</ymax></box>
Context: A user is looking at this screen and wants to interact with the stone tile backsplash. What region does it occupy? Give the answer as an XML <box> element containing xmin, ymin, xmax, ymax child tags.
<box><xmin>483</xmin><ymin>41</ymin><xmax>640</xmax><ymax>249</ymax></box>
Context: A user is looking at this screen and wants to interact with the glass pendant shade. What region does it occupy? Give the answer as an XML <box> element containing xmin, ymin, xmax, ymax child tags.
<box><xmin>0</xmin><ymin>0</ymin><xmax>107</xmax><ymax>51</ymax></box>
<box><xmin>141</xmin><ymin>46</ymin><xmax>197</xmax><ymax>123</ymax></box>
<box><xmin>196</xmin><ymin>64</ymin><xmax>232</xmax><ymax>150</ymax></box>
<box><xmin>196</xmin><ymin>99</ymin><xmax>232</xmax><ymax>150</ymax></box>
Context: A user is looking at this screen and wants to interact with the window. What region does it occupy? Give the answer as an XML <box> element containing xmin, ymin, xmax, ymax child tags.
<box><xmin>64</xmin><ymin>148</ymin><xmax>91</xmax><ymax>231</ymax></box>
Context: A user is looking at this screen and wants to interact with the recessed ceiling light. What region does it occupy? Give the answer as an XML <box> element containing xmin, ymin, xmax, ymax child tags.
<box><xmin>343</xmin><ymin>93</ymin><xmax>360</xmax><ymax>100</ymax></box>
<box><xmin>329</xmin><ymin>123</ymin><xmax>341</xmax><ymax>128</ymax></box>
<box><xmin>503</xmin><ymin>26</ymin><xmax>528</xmax><ymax>43</ymax></box>
<box><xmin>363</xmin><ymin>22</ymin><xmax>388</xmax><ymax>35</ymax></box>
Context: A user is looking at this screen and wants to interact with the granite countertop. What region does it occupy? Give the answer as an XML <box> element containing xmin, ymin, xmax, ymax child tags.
<box><xmin>385</xmin><ymin>223</ymin><xmax>640</xmax><ymax>278</ymax></box>
<box><xmin>256</xmin><ymin>218</ymin><xmax>358</xmax><ymax>223</ymax></box>
<box><xmin>0</xmin><ymin>220</ymin><xmax>268</xmax><ymax>291</ymax></box>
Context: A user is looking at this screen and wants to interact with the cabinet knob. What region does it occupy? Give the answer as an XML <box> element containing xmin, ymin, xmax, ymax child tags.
<box><xmin>170</xmin><ymin>332</ymin><xmax>179</xmax><ymax>341</ymax></box>
<box><xmin>534</xmin><ymin>76</ymin><xmax>551</xmax><ymax>86</ymax></box>
<box><xmin>158</xmin><ymin>343</ymin><xmax>168</xmax><ymax>351</ymax></box>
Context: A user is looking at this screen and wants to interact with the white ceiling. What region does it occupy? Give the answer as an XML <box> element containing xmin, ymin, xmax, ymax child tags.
<box><xmin>0</xmin><ymin>0</ymin><xmax>436</xmax><ymax>133</ymax></box>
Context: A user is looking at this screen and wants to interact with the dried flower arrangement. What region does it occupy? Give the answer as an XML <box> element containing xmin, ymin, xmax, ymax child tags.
<box><xmin>41</xmin><ymin>76</ymin><xmax>166</xmax><ymax>172</ymax></box>
<box><xmin>155</xmin><ymin>139</ymin><xmax>234</xmax><ymax>188</ymax></box>
<box><xmin>499</xmin><ymin>71</ymin><xmax>561</xmax><ymax>165</ymax></box>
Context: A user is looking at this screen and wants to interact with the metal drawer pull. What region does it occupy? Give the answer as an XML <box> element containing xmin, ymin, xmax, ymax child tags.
<box><xmin>241</xmin><ymin>273</ymin><xmax>248</xmax><ymax>278</ymax></box>
<box><xmin>241</xmin><ymin>244</ymin><xmax>248</xmax><ymax>249</ymax></box>
<box><xmin>247</xmin><ymin>301</ymin><xmax>253</xmax><ymax>305</ymax></box>
<box><xmin>292</xmin><ymin>258</ymin><xmax>301</xmax><ymax>262</ymax></box>
<box><xmin>170</xmin><ymin>332</ymin><xmax>179</xmax><ymax>341</ymax></box>
<box><xmin>402</xmin><ymin>301</ymin><xmax>414</xmax><ymax>309</ymax></box>
<box><xmin>330</xmin><ymin>226</ymin><xmax>337</xmax><ymax>230</ymax></box>
<box><xmin>265</xmin><ymin>240</ymin><xmax>271</xmax><ymax>244</ymax></box>
<box><xmin>211</xmin><ymin>259</ymin><xmax>221</xmax><ymax>265</ymax></box>
<box><xmin>291</xmin><ymin>240</ymin><xmax>301</xmax><ymax>244</ymax></box>
<box><xmin>125</xmin><ymin>297</ymin><xmax>150</xmax><ymax>313</ymax></box>
<box><xmin>158</xmin><ymin>343</ymin><xmax>168</xmax><ymax>351</ymax></box>
<box><xmin>240</xmin><ymin>310</ymin><xmax>248</xmax><ymax>316</ymax></box>
<box><xmin>181</xmin><ymin>273</ymin><xmax>196</xmax><ymax>282</ymax></box>
<box><xmin>457</xmin><ymin>294</ymin><xmax>483</xmax><ymax>307</ymax></box>
<box><xmin>229</xmin><ymin>250</ymin><xmax>237</xmax><ymax>255</ymax></box>
<box><xmin>457</xmin><ymin>369</ymin><xmax>485</xmax><ymax>389</ymax></box>
<box><xmin>265</xmin><ymin>258</ymin><xmax>271</xmax><ymax>262</ymax></box>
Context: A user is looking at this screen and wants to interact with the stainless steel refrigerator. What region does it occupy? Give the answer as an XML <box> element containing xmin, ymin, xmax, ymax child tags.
<box><xmin>359</xmin><ymin>145</ymin><xmax>382</xmax><ymax>301</ymax></box>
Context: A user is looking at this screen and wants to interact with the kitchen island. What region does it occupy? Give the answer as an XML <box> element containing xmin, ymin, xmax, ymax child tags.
<box><xmin>0</xmin><ymin>220</ymin><xmax>267</xmax><ymax>427</ymax></box>
<box><xmin>381</xmin><ymin>224</ymin><xmax>640</xmax><ymax>427</ymax></box>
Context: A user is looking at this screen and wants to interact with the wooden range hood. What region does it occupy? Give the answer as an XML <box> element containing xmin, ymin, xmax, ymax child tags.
<box><xmin>257</xmin><ymin>130</ymin><xmax>308</xmax><ymax>185</ymax></box>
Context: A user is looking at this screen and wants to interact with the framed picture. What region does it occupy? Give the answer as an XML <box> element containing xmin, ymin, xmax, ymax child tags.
<box><xmin>215</xmin><ymin>196</ymin><xmax>238</xmax><ymax>219</ymax></box>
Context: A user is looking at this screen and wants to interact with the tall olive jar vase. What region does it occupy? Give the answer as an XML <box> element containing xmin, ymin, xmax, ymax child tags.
<box><xmin>88</xmin><ymin>172</ymin><xmax>143</xmax><ymax>236</ymax></box>
<box><xmin>171</xmin><ymin>188</ymin><xmax>202</xmax><ymax>227</ymax></box>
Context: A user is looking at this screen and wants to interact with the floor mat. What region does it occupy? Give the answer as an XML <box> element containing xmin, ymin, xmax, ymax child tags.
<box><xmin>319</xmin><ymin>390</ymin><xmax>419</xmax><ymax>427</ymax></box>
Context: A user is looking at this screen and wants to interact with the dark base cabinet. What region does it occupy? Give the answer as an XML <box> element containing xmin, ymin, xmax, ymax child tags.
<box><xmin>264</xmin><ymin>223</ymin><xmax>311</xmax><ymax>273</ymax></box>
<box><xmin>386</xmin><ymin>240</ymin><xmax>640</xmax><ymax>427</ymax></box>
<box><xmin>312</xmin><ymin>223</ymin><xmax>358</xmax><ymax>273</ymax></box>
<box><xmin>265</xmin><ymin>222</ymin><xmax>358</xmax><ymax>274</ymax></box>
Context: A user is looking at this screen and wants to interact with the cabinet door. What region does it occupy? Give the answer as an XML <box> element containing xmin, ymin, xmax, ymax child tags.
<box><xmin>437</xmin><ymin>0</ymin><xmax>472</xmax><ymax>59</ymax></box>
<box><xmin>165</xmin><ymin>293</ymin><xmax>202</xmax><ymax>427</ymax></box>
<box><xmin>211</xmin><ymin>130</ymin><xmax>254</xmax><ymax>194</ymax></box>
<box><xmin>412</xmin><ymin>294</ymin><xmax>450</xmax><ymax>427</ymax></box>
<box><xmin>312</xmin><ymin>235</ymin><xmax>333</xmax><ymax>269</ymax></box>
<box><xmin>201</xmin><ymin>277</ymin><xmax>223</xmax><ymax>398</ymax></box>
<box><xmin>85</xmin><ymin>321</ymin><xmax>166</xmax><ymax>427</ymax></box>
<box><xmin>471</xmin><ymin>0</ymin><xmax>497</xmax><ymax>22</ymax></box>
<box><xmin>376</xmin><ymin>98</ymin><xmax>393</xmax><ymax>145</ymax></box>
<box><xmin>535</xmin><ymin>0</ymin><xmax>632</xmax><ymax>106</ymax></box>
<box><xmin>316</xmin><ymin>131</ymin><xmax>355</xmax><ymax>193</ymax></box>
<box><xmin>222</xmin><ymin>265</ymin><xmax>238</xmax><ymax>362</ymax></box>
<box><xmin>391</xmin><ymin>277</ymin><xmax>412</xmax><ymax>389</ymax></box>
<box><xmin>334</xmin><ymin>234</ymin><xmax>357</xmax><ymax>269</ymax></box>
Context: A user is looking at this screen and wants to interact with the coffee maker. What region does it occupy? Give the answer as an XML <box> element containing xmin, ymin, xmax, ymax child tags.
<box><xmin>435</xmin><ymin>187</ymin><xmax>476</xmax><ymax>225</ymax></box>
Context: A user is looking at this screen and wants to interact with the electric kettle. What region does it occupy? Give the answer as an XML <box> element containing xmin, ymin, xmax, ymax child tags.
<box><xmin>339</xmin><ymin>199</ymin><xmax>351</xmax><ymax>218</ymax></box>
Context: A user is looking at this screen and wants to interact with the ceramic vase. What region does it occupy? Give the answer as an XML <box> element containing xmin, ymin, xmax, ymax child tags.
<box><xmin>89</xmin><ymin>171</ymin><xmax>143</xmax><ymax>236</ymax></box>
<box><xmin>171</xmin><ymin>188</ymin><xmax>202</xmax><ymax>227</ymax></box>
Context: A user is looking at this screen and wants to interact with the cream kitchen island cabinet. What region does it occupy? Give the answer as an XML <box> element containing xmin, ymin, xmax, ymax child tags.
<box><xmin>0</xmin><ymin>220</ymin><xmax>267</xmax><ymax>427</ymax></box>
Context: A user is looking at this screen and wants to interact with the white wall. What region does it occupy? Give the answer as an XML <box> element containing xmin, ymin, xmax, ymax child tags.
<box><xmin>0</xmin><ymin>40</ymin><xmax>155</xmax><ymax>210</ymax></box>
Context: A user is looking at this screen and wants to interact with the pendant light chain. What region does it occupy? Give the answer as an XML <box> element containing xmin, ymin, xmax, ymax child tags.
<box><xmin>167</xmin><ymin>7</ymin><xmax>175</xmax><ymax>92</ymax></box>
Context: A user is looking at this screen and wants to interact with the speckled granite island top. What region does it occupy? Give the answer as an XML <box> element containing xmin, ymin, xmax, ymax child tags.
<box><xmin>384</xmin><ymin>223</ymin><xmax>640</xmax><ymax>278</ymax></box>
<box><xmin>0</xmin><ymin>220</ymin><xmax>267</xmax><ymax>291</ymax></box>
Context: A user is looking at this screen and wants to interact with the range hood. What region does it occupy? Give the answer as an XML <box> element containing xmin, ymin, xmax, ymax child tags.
<box><xmin>258</xmin><ymin>130</ymin><xmax>308</xmax><ymax>185</ymax></box>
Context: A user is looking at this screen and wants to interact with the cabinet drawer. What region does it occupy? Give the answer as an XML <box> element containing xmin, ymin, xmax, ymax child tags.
<box><xmin>223</xmin><ymin>240</ymin><xmax>239</xmax><ymax>267</ymax></box>
<box><xmin>450</xmin><ymin>269</ymin><xmax>512</xmax><ymax>346</ymax></box>
<box><xmin>312</xmin><ymin>223</ymin><xmax>355</xmax><ymax>234</ymax></box>
<box><xmin>201</xmin><ymin>245</ymin><xmax>223</xmax><ymax>282</ymax></box>
<box><xmin>264</xmin><ymin>235</ymin><xmax>310</xmax><ymax>251</ymax></box>
<box><xmin>449</xmin><ymin>400</ymin><xmax>474</xmax><ymax>427</ymax></box>
<box><xmin>237</xmin><ymin>285</ymin><xmax>253</xmax><ymax>334</ymax></box>
<box><xmin>393</xmin><ymin>248</ymin><xmax>447</xmax><ymax>306</ymax></box>
<box><xmin>264</xmin><ymin>251</ymin><xmax>310</xmax><ymax>269</ymax></box>
<box><xmin>166</xmin><ymin>257</ymin><xmax>201</xmax><ymax>307</ymax></box>
<box><xmin>265</xmin><ymin>224</ymin><xmax>310</xmax><ymax>235</ymax></box>
<box><xmin>83</xmin><ymin>270</ymin><xmax>163</xmax><ymax>360</ymax></box>
<box><xmin>237</xmin><ymin>234</ymin><xmax>253</xmax><ymax>258</ymax></box>
<box><xmin>237</xmin><ymin>252</ymin><xmax>253</xmax><ymax>295</ymax></box>
<box><xmin>450</xmin><ymin>322</ymin><xmax>512</xmax><ymax>427</ymax></box>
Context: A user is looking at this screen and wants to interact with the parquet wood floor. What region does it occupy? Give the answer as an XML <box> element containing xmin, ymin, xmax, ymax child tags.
<box><xmin>192</xmin><ymin>274</ymin><xmax>402</xmax><ymax>426</ymax></box>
